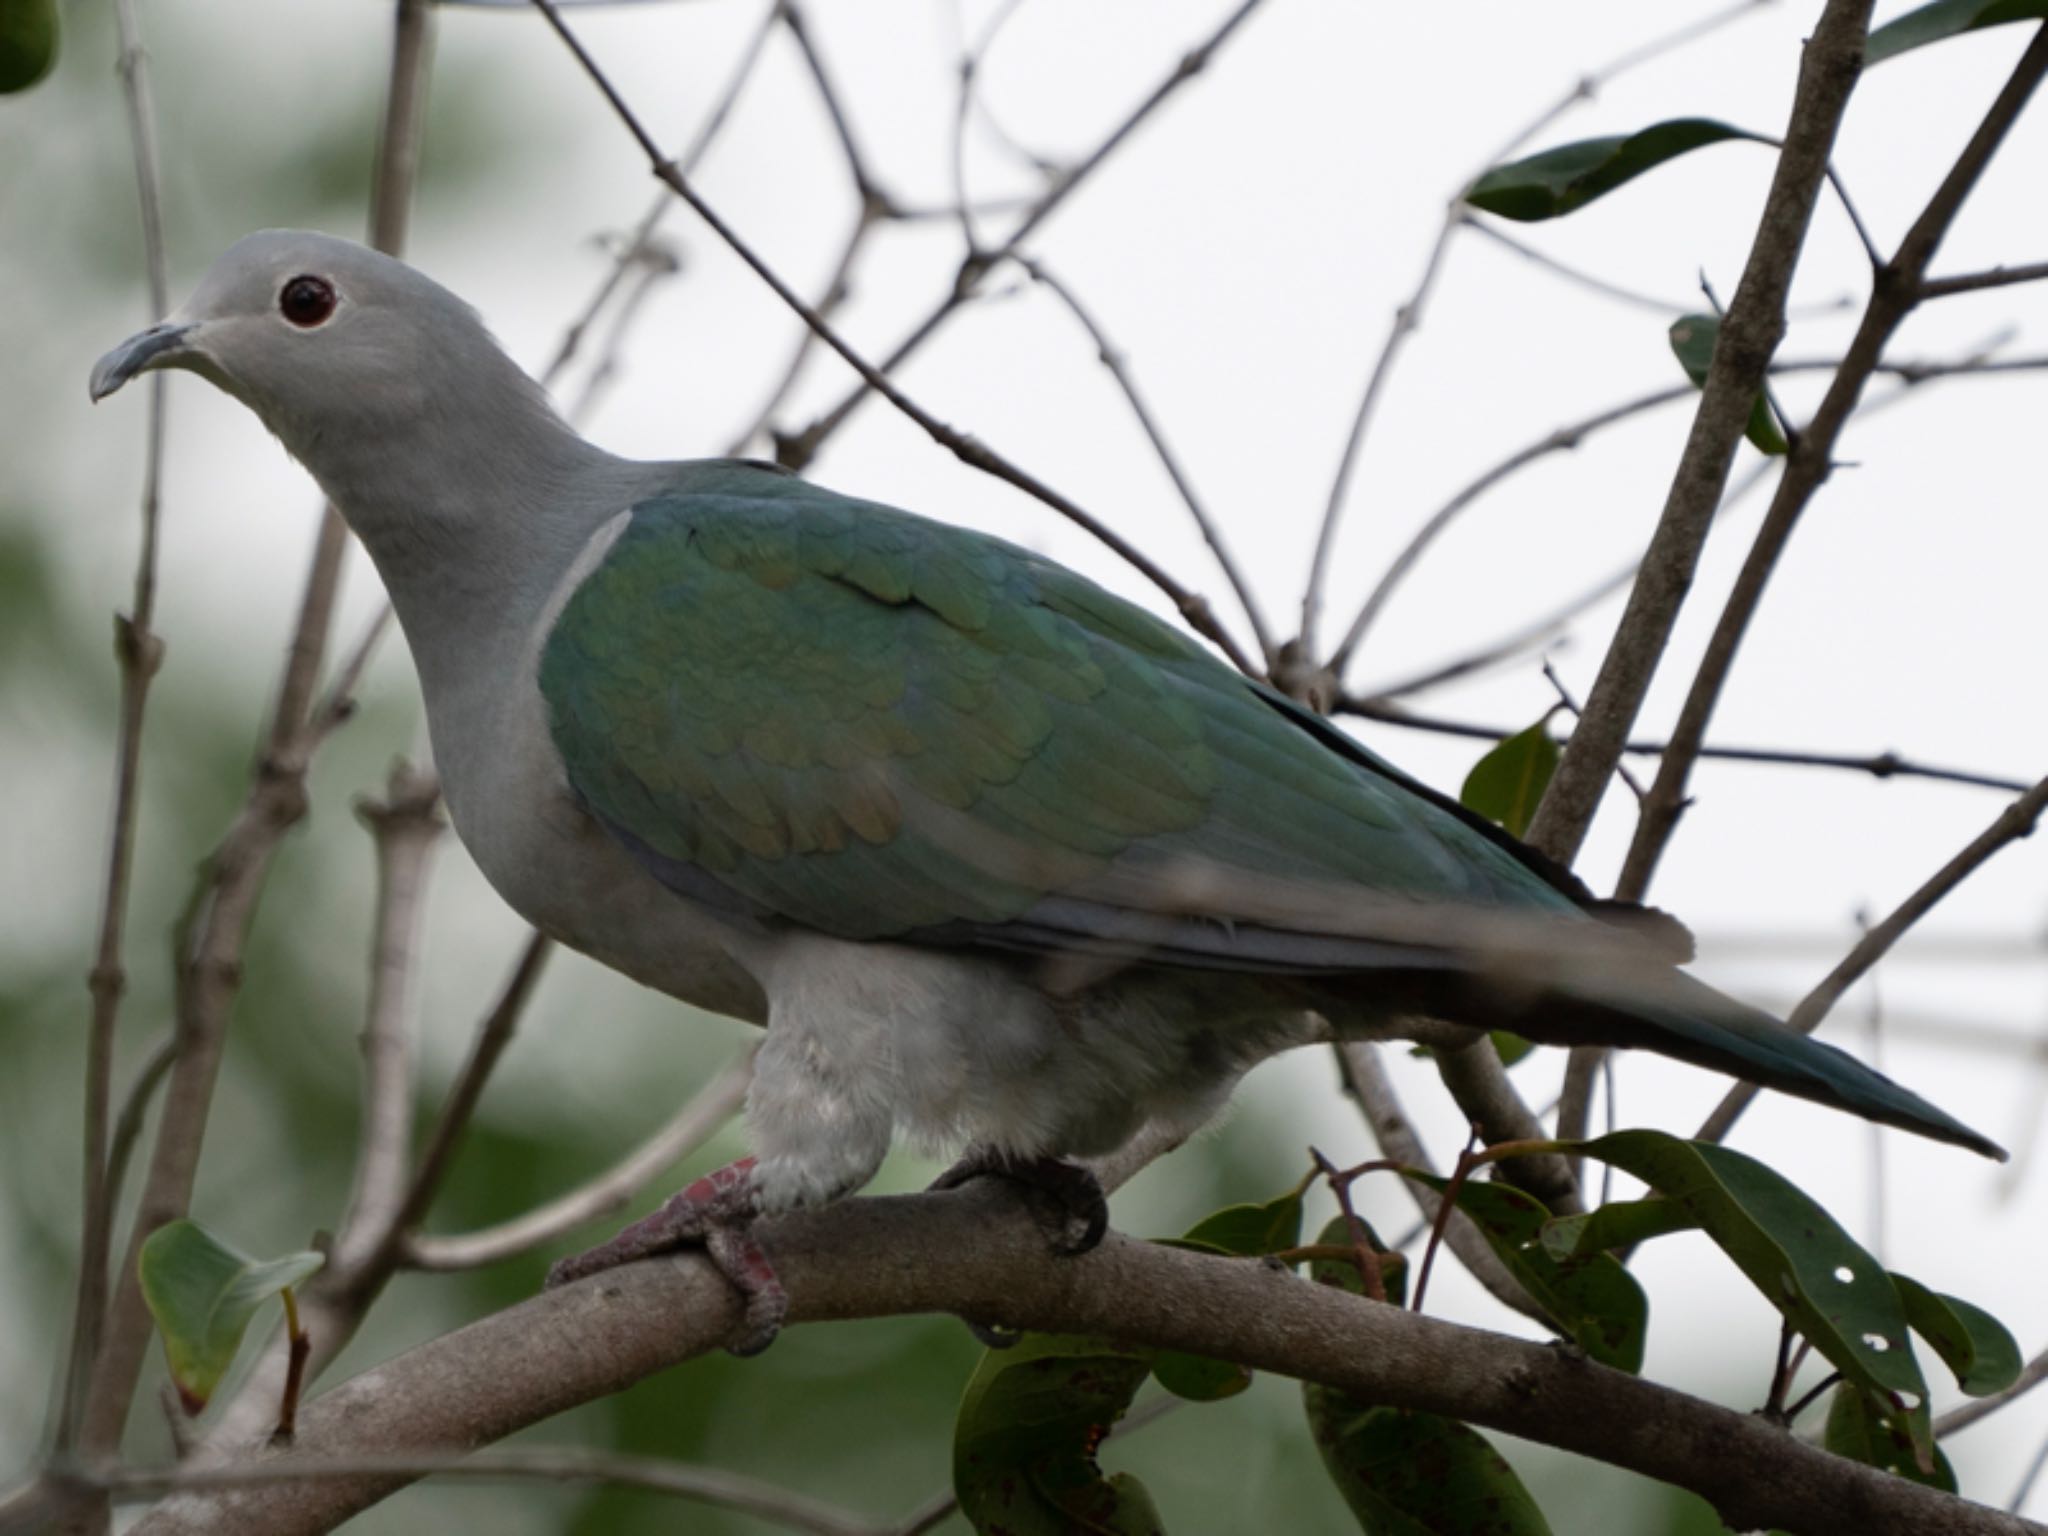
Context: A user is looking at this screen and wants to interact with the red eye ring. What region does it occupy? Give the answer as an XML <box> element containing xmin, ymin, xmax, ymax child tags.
<box><xmin>279</xmin><ymin>274</ymin><xmax>337</xmax><ymax>328</ymax></box>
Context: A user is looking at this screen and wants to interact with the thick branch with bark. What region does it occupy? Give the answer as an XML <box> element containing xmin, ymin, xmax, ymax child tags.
<box><xmin>115</xmin><ymin>1184</ymin><xmax>2044</xmax><ymax>1536</ymax></box>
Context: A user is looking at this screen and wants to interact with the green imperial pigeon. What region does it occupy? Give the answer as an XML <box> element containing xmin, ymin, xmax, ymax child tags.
<box><xmin>92</xmin><ymin>231</ymin><xmax>2000</xmax><ymax>1350</ymax></box>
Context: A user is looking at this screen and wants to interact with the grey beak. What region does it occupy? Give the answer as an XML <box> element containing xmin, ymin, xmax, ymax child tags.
<box><xmin>89</xmin><ymin>321</ymin><xmax>194</xmax><ymax>401</ymax></box>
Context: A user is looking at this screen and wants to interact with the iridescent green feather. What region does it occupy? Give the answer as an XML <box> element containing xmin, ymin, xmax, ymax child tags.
<box><xmin>538</xmin><ymin>463</ymin><xmax>1571</xmax><ymax>947</ymax></box>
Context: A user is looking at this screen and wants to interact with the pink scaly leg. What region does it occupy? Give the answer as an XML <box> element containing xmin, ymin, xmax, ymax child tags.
<box><xmin>545</xmin><ymin>1156</ymin><xmax>787</xmax><ymax>1356</ymax></box>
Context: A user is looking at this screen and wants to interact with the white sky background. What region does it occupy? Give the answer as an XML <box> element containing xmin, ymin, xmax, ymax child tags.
<box><xmin>9</xmin><ymin>0</ymin><xmax>2048</xmax><ymax>1520</ymax></box>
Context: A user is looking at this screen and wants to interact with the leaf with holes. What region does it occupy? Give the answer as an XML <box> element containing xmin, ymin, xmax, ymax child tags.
<box><xmin>1466</xmin><ymin>118</ymin><xmax>1766</xmax><ymax>221</ymax></box>
<box><xmin>1668</xmin><ymin>313</ymin><xmax>1789</xmax><ymax>455</ymax></box>
<box><xmin>1823</xmin><ymin>1383</ymin><xmax>1958</xmax><ymax>1493</ymax></box>
<box><xmin>1868</xmin><ymin>0</ymin><xmax>2048</xmax><ymax>64</ymax></box>
<box><xmin>1540</xmin><ymin>1196</ymin><xmax>1698</xmax><ymax>1261</ymax></box>
<box><xmin>1405</xmin><ymin>1173</ymin><xmax>1646</xmax><ymax>1373</ymax></box>
<box><xmin>137</xmin><ymin>1219</ymin><xmax>323</xmax><ymax>1415</ymax></box>
<box><xmin>1574</xmin><ymin>1131</ymin><xmax>1933</xmax><ymax>1469</ymax></box>
<box><xmin>954</xmin><ymin>1333</ymin><xmax>1162</xmax><ymax>1536</ymax></box>
<box><xmin>1151</xmin><ymin>1185</ymin><xmax>1307</xmax><ymax>1400</ymax></box>
<box><xmin>1460</xmin><ymin>721</ymin><xmax>1560</xmax><ymax>839</ymax></box>
<box><xmin>1892</xmin><ymin>1273</ymin><xmax>2023</xmax><ymax>1396</ymax></box>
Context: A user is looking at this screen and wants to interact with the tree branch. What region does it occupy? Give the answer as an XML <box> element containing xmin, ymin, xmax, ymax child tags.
<box><xmin>404</xmin><ymin>1046</ymin><xmax>753</xmax><ymax>1272</ymax></box>
<box><xmin>70</xmin><ymin>0</ymin><xmax>440</xmax><ymax>1462</ymax></box>
<box><xmin>64</xmin><ymin>0</ymin><xmax>174</xmax><ymax>1454</ymax></box>
<box><xmin>530</xmin><ymin>0</ymin><xmax>1261</xmax><ymax>675</ymax></box>
<box><xmin>1698</xmin><ymin>773</ymin><xmax>2048</xmax><ymax>1147</ymax></box>
<box><xmin>1522</xmin><ymin>0</ymin><xmax>1877</xmax><ymax>868</ymax></box>
<box><xmin>114</xmin><ymin>1183</ymin><xmax>2045</xmax><ymax>1536</ymax></box>
<box><xmin>1616</xmin><ymin>24</ymin><xmax>2048</xmax><ymax>899</ymax></box>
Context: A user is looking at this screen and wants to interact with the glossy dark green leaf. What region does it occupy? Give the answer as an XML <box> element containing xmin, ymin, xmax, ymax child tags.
<box><xmin>1150</xmin><ymin>1185</ymin><xmax>1306</xmax><ymax>1400</ymax></box>
<box><xmin>1490</xmin><ymin>1031</ymin><xmax>1536</xmax><ymax>1067</ymax></box>
<box><xmin>1539</xmin><ymin>1196</ymin><xmax>1698</xmax><ymax>1261</ymax></box>
<box><xmin>1302</xmin><ymin>1220</ymin><xmax>1549</xmax><ymax>1533</ymax></box>
<box><xmin>1668</xmin><ymin>314</ymin><xmax>1789</xmax><ymax>456</ymax></box>
<box><xmin>1169</xmin><ymin>1187</ymin><xmax>1305</xmax><ymax>1258</ymax></box>
<box><xmin>1466</xmin><ymin>118</ymin><xmax>1764</xmax><ymax>221</ymax></box>
<box><xmin>137</xmin><ymin>1219</ymin><xmax>323</xmax><ymax>1414</ymax></box>
<box><xmin>1405</xmin><ymin>1173</ymin><xmax>1646</xmax><ymax>1373</ymax></box>
<box><xmin>1575</xmin><ymin>1131</ymin><xmax>1932</xmax><ymax>1467</ymax></box>
<box><xmin>0</xmin><ymin>0</ymin><xmax>58</xmax><ymax>93</ymax></box>
<box><xmin>954</xmin><ymin>1333</ymin><xmax>1162</xmax><ymax>1536</ymax></box>
<box><xmin>1460</xmin><ymin>721</ymin><xmax>1560</xmax><ymax>838</ymax></box>
<box><xmin>1867</xmin><ymin>0</ymin><xmax>2048</xmax><ymax>64</ymax></box>
<box><xmin>1305</xmin><ymin>1395</ymin><xmax>1557</xmax><ymax>1536</ymax></box>
<box><xmin>1892</xmin><ymin>1273</ymin><xmax>2023</xmax><ymax>1396</ymax></box>
<box><xmin>1823</xmin><ymin>1383</ymin><xmax>1958</xmax><ymax>1493</ymax></box>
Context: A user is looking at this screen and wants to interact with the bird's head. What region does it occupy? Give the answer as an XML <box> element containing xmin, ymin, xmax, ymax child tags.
<box><xmin>89</xmin><ymin>229</ymin><xmax>533</xmax><ymax>450</ymax></box>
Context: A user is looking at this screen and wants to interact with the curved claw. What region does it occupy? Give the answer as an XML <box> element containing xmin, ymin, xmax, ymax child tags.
<box><xmin>930</xmin><ymin>1151</ymin><xmax>1109</xmax><ymax>1256</ymax></box>
<box><xmin>545</xmin><ymin>1156</ymin><xmax>787</xmax><ymax>1356</ymax></box>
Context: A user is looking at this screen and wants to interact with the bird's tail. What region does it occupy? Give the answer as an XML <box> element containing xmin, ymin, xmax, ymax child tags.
<box><xmin>1524</xmin><ymin>966</ymin><xmax>2004</xmax><ymax>1160</ymax></box>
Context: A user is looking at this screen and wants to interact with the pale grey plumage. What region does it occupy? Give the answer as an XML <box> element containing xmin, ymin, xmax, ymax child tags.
<box><xmin>92</xmin><ymin>232</ymin><xmax>1341</xmax><ymax>1215</ymax></box>
<box><xmin>89</xmin><ymin>232</ymin><xmax>2000</xmax><ymax>1248</ymax></box>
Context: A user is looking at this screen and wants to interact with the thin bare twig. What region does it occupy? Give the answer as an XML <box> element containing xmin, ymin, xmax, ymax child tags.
<box><xmin>1013</xmin><ymin>255</ymin><xmax>1276</xmax><ymax>664</ymax></box>
<box><xmin>387</xmin><ymin>931</ymin><xmax>554</xmax><ymax>1245</ymax></box>
<box><xmin>1330</xmin><ymin>385</ymin><xmax>1698</xmax><ymax>673</ymax></box>
<box><xmin>1461</xmin><ymin>213</ymin><xmax>1695</xmax><ymax>314</ymax></box>
<box><xmin>1521</xmin><ymin>0</ymin><xmax>1880</xmax><ymax>869</ymax></box>
<box><xmin>772</xmin><ymin>0</ymin><xmax>1271</xmax><ymax>469</ymax></box>
<box><xmin>405</xmin><ymin>1046</ymin><xmax>755</xmax><ymax>1271</ymax></box>
<box><xmin>722</xmin><ymin>213</ymin><xmax>875</xmax><ymax>456</ymax></box>
<box><xmin>531</xmin><ymin>0</ymin><xmax>1260</xmax><ymax>674</ymax></box>
<box><xmin>1297</xmin><ymin>0</ymin><xmax>1779</xmax><ymax>661</ymax></box>
<box><xmin>72</xmin><ymin>0</ymin><xmax>440</xmax><ymax>1462</ymax></box>
<box><xmin>1617</xmin><ymin>26</ymin><xmax>2048</xmax><ymax>900</ymax></box>
<box><xmin>65</xmin><ymin>0</ymin><xmax>174</xmax><ymax>1455</ymax></box>
<box><xmin>541</xmin><ymin>0</ymin><xmax>784</xmax><ymax>391</ymax></box>
<box><xmin>327</xmin><ymin>762</ymin><xmax>446</xmax><ymax>1276</ymax></box>
<box><xmin>1697</xmin><ymin>774</ymin><xmax>2048</xmax><ymax>1147</ymax></box>
<box><xmin>1919</xmin><ymin>258</ymin><xmax>2048</xmax><ymax>298</ymax></box>
<box><xmin>1335</xmin><ymin>692</ymin><xmax>2036</xmax><ymax>795</ymax></box>
<box><xmin>1332</xmin><ymin>1044</ymin><xmax>1548</xmax><ymax>1325</ymax></box>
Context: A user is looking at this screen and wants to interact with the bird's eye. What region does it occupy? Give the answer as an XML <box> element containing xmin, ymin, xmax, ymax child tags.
<box><xmin>278</xmin><ymin>274</ymin><xmax>337</xmax><ymax>328</ymax></box>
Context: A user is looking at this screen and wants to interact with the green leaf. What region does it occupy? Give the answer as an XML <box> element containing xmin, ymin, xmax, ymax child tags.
<box><xmin>1574</xmin><ymin>1131</ymin><xmax>1934</xmax><ymax>1468</ymax></box>
<box><xmin>1307</xmin><ymin>1214</ymin><xmax>1408</xmax><ymax>1308</ymax></box>
<box><xmin>1168</xmin><ymin>1187</ymin><xmax>1305</xmax><ymax>1258</ymax></box>
<box><xmin>1304</xmin><ymin>1396</ymin><xmax>1557</xmax><ymax>1536</ymax></box>
<box><xmin>1460</xmin><ymin>721</ymin><xmax>1560</xmax><ymax>838</ymax></box>
<box><xmin>1490</xmin><ymin>1031</ymin><xmax>1536</xmax><ymax>1068</ymax></box>
<box><xmin>1539</xmin><ymin>1197</ymin><xmax>1699</xmax><ymax>1261</ymax></box>
<box><xmin>1668</xmin><ymin>314</ymin><xmax>1789</xmax><ymax>456</ymax></box>
<box><xmin>0</xmin><ymin>0</ymin><xmax>58</xmax><ymax>94</ymax></box>
<box><xmin>1466</xmin><ymin>118</ymin><xmax>1765</xmax><ymax>221</ymax></box>
<box><xmin>1868</xmin><ymin>0</ymin><xmax>2048</xmax><ymax>64</ymax></box>
<box><xmin>954</xmin><ymin>1333</ymin><xmax>1162</xmax><ymax>1536</ymax></box>
<box><xmin>1823</xmin><ymin>1383</ymin><xmax>1958</xmax><ymax>1493</ymax></box>
<box><xmin>1150</xmin><ymin>1185</ymin><xmax>1306</xmax><ymax>1400</ymax></box>
<box><xmin>137</xmin><ymin>1219</ymin><xmax>323</xmax><ymax>1414</ymax></box>
<box><xmin>1892</xmin><ymin>1273</ymin><xmax>2023</xmax><ymax>1396</ymax></box>
<box><xmin>1404</xmin><ymin>1174</ymin><xmax>1647</xmax><ymax>1373</ymax></box>
<box><xmin>1301</xmin><ymin>1220</ymin><xmax>1551</xmax><ymax>1534</ymax></box>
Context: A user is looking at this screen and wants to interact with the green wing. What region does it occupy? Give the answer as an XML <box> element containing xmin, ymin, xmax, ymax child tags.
<box><xmin>538</xmin><ymin>461</ymin><xmax>1577</xmax><ymax>963</ymax></box>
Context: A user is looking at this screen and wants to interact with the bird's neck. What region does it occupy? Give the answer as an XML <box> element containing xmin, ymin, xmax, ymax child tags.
<box><xmin>287</xmin><ymin>378</ymin><xmax>662</xmax><ymax>702</ymax></box>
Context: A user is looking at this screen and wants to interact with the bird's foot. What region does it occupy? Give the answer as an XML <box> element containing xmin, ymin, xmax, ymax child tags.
<box><xmin>929</xmin><ymin>1149</ymin><xmax>1109</xmax><ymax>1256</ymax></box>
<box><xmin>545</xmin><ymin>1155</ymin><xmax>787</xmax><ymax>1356</ymax></box>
